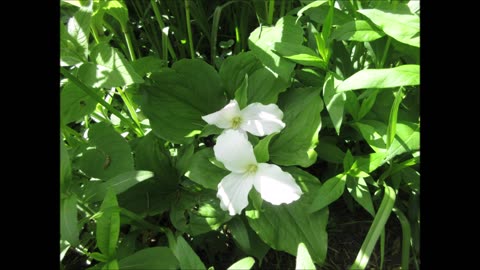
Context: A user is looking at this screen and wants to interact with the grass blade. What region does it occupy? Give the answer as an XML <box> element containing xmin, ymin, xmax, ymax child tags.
<box><xmin>386</xmin><ymin>87</ymin><xmax>405</xmax><ymax>148</ymax></box>
<box><xmin>393</xmin><ymin>207</ymin><xmax>411</xmax><ymax>270</ymax></box>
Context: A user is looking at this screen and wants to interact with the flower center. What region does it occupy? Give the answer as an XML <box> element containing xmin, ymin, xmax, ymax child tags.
<box><xmin>246</xmin><ymin>164</ymin><xmax>258</xmax><ymax>174</ymax></box>
<box><xmin>231</xmin><ymin>116</ymin><xmax>242</xmax><ymax>129</ymax></box>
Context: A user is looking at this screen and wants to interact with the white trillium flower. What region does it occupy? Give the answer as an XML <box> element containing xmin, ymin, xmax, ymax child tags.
<box><xmin>214</xmin><ymin>129</ymin><xmax>303</xmax><ymax>215</ymax></box>
<box><xmin>202</xmin><ymin>99</ymin><xmax>286</xmax><ymax>137</ymax></box>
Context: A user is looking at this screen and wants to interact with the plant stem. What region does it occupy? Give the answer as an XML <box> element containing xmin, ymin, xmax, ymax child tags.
<box><xmin>115</xmin><ymin>87</ymin><xmax>142</xmax><ymax>131</ymax></box>
<box><xmin>184</xmin><ymin>0</ymin><xmax>195</xmax><ymax>58</ymax></box>
<box><xmin>267</xmin><ymin>0</ymin><xmax>275</xmax><ymax>25</ymax></box>
<box><xmin>60</xmin><ymin>67</ymin><xmax>144</xmax><ymax>137</ymax></box>
<box><xmin>120</xmin><ymin>208</ymin><xmax>167</xmax><ymax>233</ymax></box>
<box><xmin>151</xmin><ymin>0</ymin><xmax>176</xmax><ymax>61</ymax></box>
<box><xmin>122</xmin><ymin>26</ymin><xmax>137</xmax><ymax>61</ymax></box>
<box><xmin>379</xmin><ymin>37</ymin><xmax>392</xmax><ymax>68</ymax></box>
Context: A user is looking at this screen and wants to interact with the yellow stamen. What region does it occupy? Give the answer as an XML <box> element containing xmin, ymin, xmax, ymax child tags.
<box><xmin>231</xmin><ymin>117</ymin><xmax>242</xmax><ymax>129</ymax></box>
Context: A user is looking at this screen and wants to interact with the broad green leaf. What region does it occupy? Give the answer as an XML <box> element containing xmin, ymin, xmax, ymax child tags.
<box><xmin>77</xmin><ymin>43</ymin><xmax>143</xmax><ymax>88</ymax></box>
<box><xmin>228</xmin><ymin>217</ymin><xmax>270</xmax><ymax>262</ymax></box>
<box><xmin>359</xmin><ymin>8</ymin><xmax>419</xmax><ymax>47</ymax></box>
<box><xmin>315</xmin><ymin>138</ymin><xmax>345</xmax><ymax>164</ymax></box>
<box><xmin>116</xmin><ymin>231</ymin><xmax>139</xmax><ymax>260</ymax></box>
<box><xmin>296</xmin><ymin>0</ymin><xmax>328</xmax><ymax>22</ymax></box>
<box><xmin>234</xmin><ymin>74</ymin><xmax>249</xmax><ymax>109</ymax></box>
<box><xmin>170</xmin><ymin>190</ymin><xmax>232</xmax><ymax>236</ymax></box>
<box><xmin>227</xmin><ymin>257</ymin><xmax>255</xmax><ymax>270</ymax></box>
<box><xmin>90</xmin><ymin>252</ymin><xmax>109</xmax><ymax>262</ymax></box>
<box><xmin>219</xmin><ymin>52</ymin><xmax>262</xmax><ymax>98</ymax></box>
<box><xmin>103</xmin><ymin>0</ymin><xmax>128</xmax><ymax>28</ymax></box>
<box><xmin>172</xmin><ymin>236</ymin><xmax>206</xmax><ymax>270</ymax></box>
<box><xmin>85</xmin><ymin>170</ymin><xmax>154</xmax><ymax>202</ymax></box>
<box><xmin>60</xmin><ymin>140</ymin><xmax>72</xmax><ymax>191</ymax></box>
<box><xmin>353</xmin><ymin>120</ymin><xmax>387</xmax><ymax>153</ymax></box>
<box><xmin>253</xmin><ymin>133</ymin><xmax>278</xmax><ymax>163</ymax></box>
<box><xmin>331</xmin><ymin>20</ymin><xmax>384</xmax><ymax>42</ymax></box>
<box><xmin>175</xmin><ymin>143</ymin><xmax>195</xmax><ymax>176</ymax></box>
<box><xmin>246</xmin><ymin>67</ymin><xmax>287</xmax><ymax>104</ymax></box>
<box><xmin>248</xmin><ymin>16</ymin><xmax>304</xmax><ymax>84</ymax></box>
<box><xmin>323</xmin><ymin>73</ymin><xmax>346</xmax><ymax>135</ymax></box>
<box><xmin>305</xmin><ymin>4</ymin><xmax>354</xmax><ymax>26</ymax></box>
<box><xmin>60</xmin><ymin>22</ymin><xmax>86</xmax><ymax>66</ymax></box>
<box><xmin>79</xmin><ymin>122</ymin><xmax>134</xmax><ymax>179</ymax></box>
<box><xmin>350</xmin><ymin>185</ymin><xmax>396</xmax><ymax>269</ymax></box>
<box><xmin>131</xmin><ymin>56</ymin><xmax>167</xmax><ymax>77</ymax></box>
<box><xmin>247</xmin><ymin>167</ymin><xmax>328</xmax><ymax>264</ymax></box>
<box><xmin>357</xmin><ymin>89</ymin><xmax>379</xmax><ymax>120</ymax></box>
<box><xmin>66</xmin><ymin>1</ymin><xmax>92</xmax><ymax>59</ymax></box>
<box><xmin>336</xmin><ymin>65</ymin><xmax>420</xmax><ymax>92</ymax></box>
<box><xmin>273</xmin><ymin>42</ymin><xmax>327</xmax><ymax>69</ymax></box>
<box><xmin>308</xmin><ymin>173</ymin><xmax>346</xmax><ymax>213</ymax></box>
<box><xmin>348</xmin><ymin>152</ymin><xmax>386</xmax><ymax>178</ymax></box>
<box><xmin>385</xmin><ymin>121</ymin><xmax>420</xmax><ymax>161</ymax></box>
<box><xmin>132</xmin><ymin>133</ymin><xmax>178</xmax><ymax>188</ymax></box>
<box><xmin>139</xmin><ymin>59</ymin><xmax>226</xmax><ymax>143</ymax></box>
<box><xmin>186</xmin><ymin>148</ymin><xmax>229</xmax><ymax>190</ymax></box>
<box><xmin>96</xmin><ymin>190</ymin><xmax>120</xmax><ymax>258</ymax></box>
<box><xmin>270</xmin><ymin>87</ymin><xmax>323</xmax><ymax>167</ymax></box>
<box><xmin>347</xmin><ymin>177</ymin><xmax>375</xmax><ymax>216</ymax></box>
<box><xmin>295</xmin><ymin>68</ymin><xmax>325</xmax><ymax>87</ymax></box>
<box><xmin>61</xmin><ymin>81</ymin><xmax>100</xmax><ymax>124</ymax></box>
<box><xmin>118</xmin><ymin>247</ymin><xmax>179</xmax><ymax>269</ymax></box>
<box><xmin>60</xmin><ymin>194</ymin><xmax>79</xmax><ymax>246</ymax></box>
<box><xmin>295</xmin><ymin>243</ymin><xmax>316</xmax><ymax>270</ymax></box>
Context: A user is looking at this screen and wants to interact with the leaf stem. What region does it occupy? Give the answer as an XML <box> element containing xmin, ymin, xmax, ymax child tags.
<box><xmin>151</xmin><ymin>0</ymin><xmax>176</xmax><ymax>61</ymax></box>
<box><xmin>115</xmin><ymin>87</ymin><xmax>142</xmax><ymax>132</ymax></box>
<box><xmin>122</xmin><ymin>26</ymin><xmax>137</xmax><ymax>61</ymax></box>
<box><xmin>379</xmin><ymin>37</ymin><xmax>392</xmax><ymax>68</ymax></box>
<box><xmin>267</xmin><ymin>0</ymin><xmax>275</xmax><ymax>25</ymax></box>
<box><xmin>184</xmin><ymin>0</ymin><xmax>195</xmax><ymax>58</ymax></box>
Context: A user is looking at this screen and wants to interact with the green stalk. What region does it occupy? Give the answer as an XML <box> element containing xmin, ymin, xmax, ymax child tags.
<box><xmin>120</xmin><ymin>208</ymin><xmax>169</xmax><ymax>234</ymax></box>
<box><xmin>279</xmin><ymin>0</ymin><xmax>286</xmax><ymax>17</ymax></box>
<box><xmin>60</xmin><ymin>67</ymin><xmax>144</xmax><ymax>137</ymax></box>
<box><xmin>151</xmin><ymin>0</ymin><xmax>177</xmax><ymax>61</ymax></box>
<box><xmin>62</xmin><ymin>125</ymin><xmax>87</xmax><ymax>144</ymax></box>
<box><xmin>393</xmin><ymin>207</ymin><xmax>411</xmax><ymax>270</ymax></box>
<box><xmin>380</xmin><ymin>229</ymin><xmax>385</xmax><ymax>270</ymax></box>
<box><xmin>184</xmin><ymin>0</ymin><xmax>195</xmax><ymax>58</ymax></box>
<box><xmin>122</xmin><ymin>25</ymin><xmax>137</xmax><ymax>61</ymax></box>
<box><xmin>116</xmin><ymin>87</ymin><xmax>142</xmax><ymax>131</ymax></box>
<box><xmin>267</xmin><ymin>0</ymin><xmax>275</xmax><ymax>25</ymax></box>
<box><xmin>379</xmin><ymin>37</ymin><xmax>392</xmax><ymax>68</ymax></box>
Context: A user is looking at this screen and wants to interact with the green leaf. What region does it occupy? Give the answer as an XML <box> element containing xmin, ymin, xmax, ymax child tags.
<box><xmin>305</xmin><ymin>4</ymin><xmax>354</xmax><ymax>26</ymax></box>
<box><xmin>246</xmin><ymin>167</ymin><xmax>328</xmax><ymax>264</ymax></box>
<box><xmin>60</xmin><ymin>140</ymin><xmax>72</xmax><ymax>191</ymax></box>
<box><xmin>336</xmin><ymin>65</ymin><xmax>420</xmax><ymax>92</ymax></box>
<box><xmin>228</xmin><ymin>217</ymin><xmax>270</xmax><ymax>262</ymax></box>
<box><xmin>295</xmin><ymin>68</ymin><xmax>325</xmax><ymax>87</ymax></box>
<box><xmin>270</xmin><ymin>87</ymin><xmax>323</xmax><ymax>167</ymax></box>
<box><xmin>118</xmin><ymin>247</ymin><xmax>179</xmax><ymax>269</ymax></box>
<box><xmin>172</xmin><ymin>236</ymin><xmax>206</xmax><ymax>270</ymax></box>
<box><xmin>60</xmin><ymin>194</ymin><xmax>79</xmax><ymax>246</ymax></box>
<box><xmin>175</xmin><ymin>143</ymin><xmax>195</xmax><ymax>176</ymax></box>
<box><xmin>253</xmin><ymin>133</ymin><xmax>278</xmax><ymax>163</ymax></box>
<box><xmin>90</xmin><ymin>252</ymin><xmax>109</xmax><ymax>262</ymax></box>
<box><xmin>186</xmin><ymin>148</ymin><xmax>229</xmax><ymax>190</ymax></box>
<box><xmin>234</xmin><ymin>74</ymin><xmax>249</xmax><ymax>109</ymax></box>
<box><xmin>295</xmin><ymin>243</ymin><xmax>316</xmax><ymax>270</ymax></box>
<box><xmin>315</xmin><ymin>138</ymin><xmax>345</xmax><ymax>164</ymax></box>
<box><xmin>103</xmin><ymin>0</ymin><xmax>128</xmax><ymax>28</ymax></box>
<box><xmin>323</xmin><ymin>73</ymin><xmax>346</xmax><ymax>135</ymax></box>
<box><xmin>348</xmin><ymin>152</ymin><xmax>386</xmax><ymax>178</ymax></box>
<box><xmin>308</xmin><ymin>173</ymin><xmax>346</xmax><ymax>213</ymax></box>
<box><xmin>77</xmin><ymin>43</ymin><xmax>144</xmax><ymax>88</ymax></box>
<box><xmin>246</xmin><ymin>67</ymin><xmax>287</xmax><ymax>104</ymax></box>
<box><xmin>102</xmin><ymin>259</ymin><xmax>119</xmax><ymax>270</ymax></box>
<box><xmin>350</xmin><ymin>185</ymin><xmax>396</xmax><ymax>269</ymax></box>
<box><xmin>357</xmin><ymin>89</ymin><xmax>379</xmax><ymax>120</ymax></box>
<box><xmin>296</xmin><ymin>0</ymin><xmax>328</xmax><ymax>22</ymax></box>
<box><xmin>60</xmin><ymin>22</ymin><xmax>85</xmax><ymax>66</ymax></box>
<box><xmin>66</xmin><ymin>1</ymin><xmax>92</xmax><ymax>59</ymax></box>
<box><xmin>139</xmin><ymin>59</ymin><xmax>226</xmax><ymax>143</ymax></box>
<box><xmin>331</xmin><ymin>20</ymin><xmax>385</xmax><ymax>42</ymax></box>
<box><xmin>131</xmin><ymin>56</ymin><xmax>167</xmax><ymax>77</ymax></box>
<box><xmin>61</xmin><ymin>81</ymin><xmax>100</xmax><ymax>124</ymax></box>
<box><xmin>248</xmin><ymin>16</ymin><xmax>304</xmax><ymax>84</ymax></box>
<box><xmin>132</xmin><ymin>133</ymin><xmax>178</xmax><ymax>188</ymax></box>
<box><xmin>170</xmin><ymin>190</ymin><xmax>232</xmax><ymax>236</ymax></box>
<box><xmin>78</xmin><ymin>122</ymin><xmax>134</xmax><ymax>179</ymax></box>
<box><xmin>85</xmin><ymin>170</ymin><xmax>154</xmax><ymax>202</ymax></box>
<box><xmin>385</xmin><ymin>121</ymin><xmax>419</xmax><ymax>161</ymax></box>
<box><xmin>227</xmin><ymin>257</ymin><xmax>255</xmax><ymax>270</ymax></box>
<box><xmin>343</xmin><ymin>150</ymin><xmax>354</xmax><ymax>172</ymax></box>
<box><xmin>96</xmin><ymin>190</ymin><xmax>120</xmax><ymax>258</ymax></box>
<box><xmin>273</xmin><ymin>42</ymin><xmax>327</xmax><ymax>69</ymax></box>
<box><xmin>219</xmin><ymin>52</ymin><xmax>262</xmax><ymax>98</ymax></box>
<box><xmin>353</xmin><ymin>120</ymin><xmax>388</xmax><ymax>153</ymax></box>
<box><xmin>359</xmin><ymin>7</ymin><xmax>419</xmax><ymax>47</ymax></box>
<box><xmin>347</xmin><ymin>177</ymin><xmax>375</xmax><ymax>216</ymax></box>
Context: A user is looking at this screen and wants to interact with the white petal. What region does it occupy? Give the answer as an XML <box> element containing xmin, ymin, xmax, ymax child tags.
<box><xmin>217</xmin><ymin>172</ymin><xmax>255</xmax><ymax>215</ymax></box>
<box><xmin>201</xmin><ymin>100</ymin><xmax>241</xmax><ymax>129</ymax></box>
<box><xmin>214</xmin><ymin>129</ymin><xmax>257</xmax><ymax>173</ymax></box>
<box><xmin>240</xmin><ymin>103</ymin><xmax>286</xmax><ymax>136</ymax></box>
<box><xmin>253</xmin><ymin>163</ymin><xmax>303</xmax><ymax>205</ymax></box>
